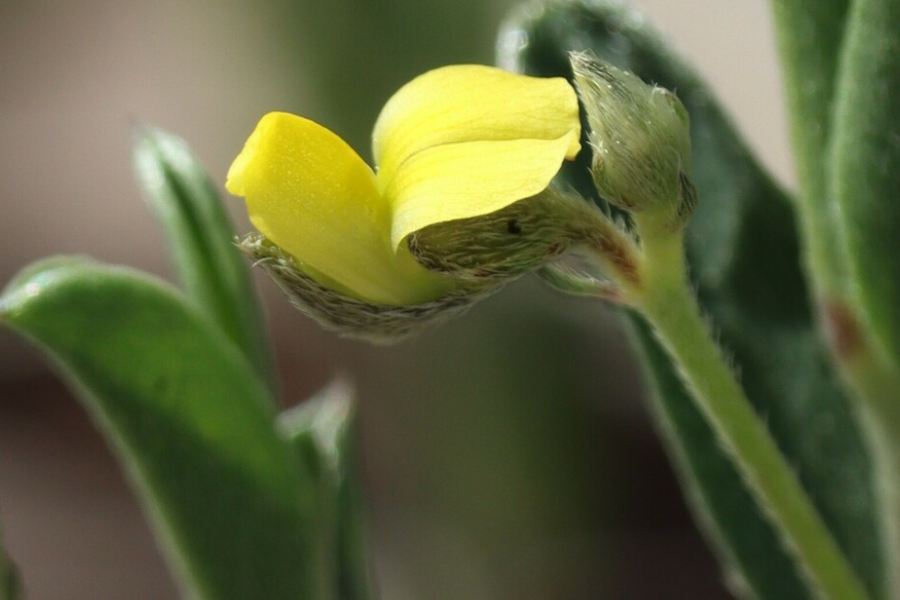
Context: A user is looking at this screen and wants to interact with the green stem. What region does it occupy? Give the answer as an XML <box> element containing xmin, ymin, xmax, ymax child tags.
<box><xmin>629</xmin><ymin>222</ymin><xmax>870</xmax><ymax>600</ymax></box>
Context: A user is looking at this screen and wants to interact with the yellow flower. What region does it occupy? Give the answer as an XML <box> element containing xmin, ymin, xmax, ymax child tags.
<box><xmin>226</xmin><ymin>65</ymin><xmax>580</xmax><ymax>307</ymax></box>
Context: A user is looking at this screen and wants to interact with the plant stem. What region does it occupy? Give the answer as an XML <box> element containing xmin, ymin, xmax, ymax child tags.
<box><xmin>629</xmin><ymin>222</ymin><xmax>870</xmax><ymax>600</ymax></box>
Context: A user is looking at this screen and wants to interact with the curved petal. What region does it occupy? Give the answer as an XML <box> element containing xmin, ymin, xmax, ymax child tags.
<box><xmin>387</xmin><ymin>135</ymin><xmax>576</xmax><ymax>248</ymax></box>
<box><xmin>227</xmin><ymin>112</ymin><xmax>450</xmax><ymax>305</ymax></box>
<box><xmin>372</xmin><ymin>65</ymin><xmax>581</xmax><ymax>187</ymax></box>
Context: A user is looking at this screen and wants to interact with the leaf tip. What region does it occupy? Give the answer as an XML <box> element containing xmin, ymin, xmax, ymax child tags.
<box><xmin>132</xmin><ymin>125</ymin><xmax>199</xmax><ymax>196</ymax></box>
<box><xmin>1</xmin><ymin>256</ymin><xmax>93</xmax><ymax>323</ymax></box>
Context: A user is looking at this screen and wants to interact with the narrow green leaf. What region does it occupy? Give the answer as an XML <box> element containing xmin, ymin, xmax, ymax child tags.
<box><xmin>830</xmin><ymin>0</ymin><xmax>900</xmax><ymax>368</ymax></box>
<box><xmin>134</xmin><ymin>127</ymin><xmax>275</xmax><ymax>393</ymax></box>
<box><xmin>773</xmin><ymin>3</ymin><xmax>900</xmax><ymax>597</ymax></box>
<box><xmin>278</xmin><ymin>381</ymin><xmax>376</xmax><ymax>600</ymax></box>
<box><xmin>769</xmin><ymin>0</ymin><xmax>851</xmax><ymax>295</ymax></box>
<box><xmin>501</xmin><ymin>2</ymin><xmax>882</xmax><ymax>598</ymax></box>
<box><xmin>0</xmin><ymin>258</ymin><xmax>316</xmax><ymax>600</ymax></box>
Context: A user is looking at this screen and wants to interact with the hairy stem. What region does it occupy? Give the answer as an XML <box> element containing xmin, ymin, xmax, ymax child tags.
<box><xmin>627</xmin><ymin>221</ymin><xmax>870</xmax><ymax>600</ymax></box>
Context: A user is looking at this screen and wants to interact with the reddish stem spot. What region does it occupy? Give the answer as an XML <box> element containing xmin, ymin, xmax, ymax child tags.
<box><xmin>821</xmin><ymin>299</ymin><xmax>863</xmax><ymax>362</ymax></box>
<box><xmin>591</xmin><ymin>234</ymin><xmax>640</xmax><ymax>287</ymax></box>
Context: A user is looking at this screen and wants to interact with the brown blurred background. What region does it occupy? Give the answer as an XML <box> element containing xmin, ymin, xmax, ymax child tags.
<box><xmin>0</xmin><ymin>1</ymin><xmax>792</xmax><ymax>598</ymax></box>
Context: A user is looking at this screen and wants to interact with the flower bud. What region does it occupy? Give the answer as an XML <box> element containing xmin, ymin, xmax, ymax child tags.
<box><xmin>570</xmin><ymin>52</ymin><xmax>697</xmax><ymax>230</ymax></box>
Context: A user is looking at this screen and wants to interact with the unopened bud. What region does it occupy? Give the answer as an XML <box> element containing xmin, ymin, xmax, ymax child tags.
<box><xmin>570</xmin><ymin>52</ymin><xmax>696</xmax><ymax>230</ymax></box>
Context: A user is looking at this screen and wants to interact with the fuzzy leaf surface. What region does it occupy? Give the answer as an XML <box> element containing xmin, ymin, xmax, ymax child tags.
<box><xmin>0</xmin><ymin>258</ymin><xmax>317</xmax><ymax>600</ymax></box>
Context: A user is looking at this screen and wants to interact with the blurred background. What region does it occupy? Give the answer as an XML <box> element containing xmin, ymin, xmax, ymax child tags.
<box><xmin>0</xmin><ymin>1</ymin><xmax>792</xmax><ymax>598</ymax></box>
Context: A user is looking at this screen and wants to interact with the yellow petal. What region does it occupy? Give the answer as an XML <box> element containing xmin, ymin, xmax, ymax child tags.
<box><xmin>226</xmin><ymin>111</ymin><xmax>451</xmax><ymax>305</ymax></box>
<box><xmin>387</xmin><ymin>135</ymin><xmax>576</xmax><ymax>248</ymax></box>
<box><xmin>372</xmin><ymin>65</ymin><xmax>581</xmax><ymax>187</ymax></box>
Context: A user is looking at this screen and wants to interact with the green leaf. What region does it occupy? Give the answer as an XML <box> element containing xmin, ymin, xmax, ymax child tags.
<box><xmin>278</xmin><ymin>380</ymin><xmax>376</xmax><ymax>600</ymax></box>
<box><xmin>770</xmin><ymin>0</ymin><xmax>850</xmax><ymax>196</ymax></box>
<box><xmin>830</xmin><ymin>0</ymin><xmax>900</xmax><ymax>368</ymax></box>
<box><xmin>769</xmin><ymin>0</ymin><xmax>851</xmax><ymax>295</ymax></box>
<box><xmin>500</xmin><ymin>2</ymin><xmax>882</xmax><ymax>599</ymax></box>
<box><xmin>133</xmin><ymin>127</ymin><xmax>275</xmax><ymax>393</ymax></box>
<box><xmin>0</xmin><ymin>258</ymin><xmax>317</xmax><ymax>600</ymax></box>
<box><xmin>0</xmin><ymin>563</ymin><xmax>20</xmax><ymax>600</ymax></box>
<box><xmin>0</xmin><ymin>522</ymin><xmax>21</xmax><ymax>600</ymax></box>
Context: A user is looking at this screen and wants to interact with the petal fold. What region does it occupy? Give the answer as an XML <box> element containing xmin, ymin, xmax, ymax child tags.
<box><xmin>227</xmin><ymin>112</ymin><xmax>449</xmax><ymax>305</ymax></box>
<box><xmin>372</xmin><ymin>65</ymin><xmax>581</xmax><ymax>187</ymax></box>
<box><xmin>387</xmin><ymin>135</ymin><xmax>577</xmax><ymax>248</ymax></box>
